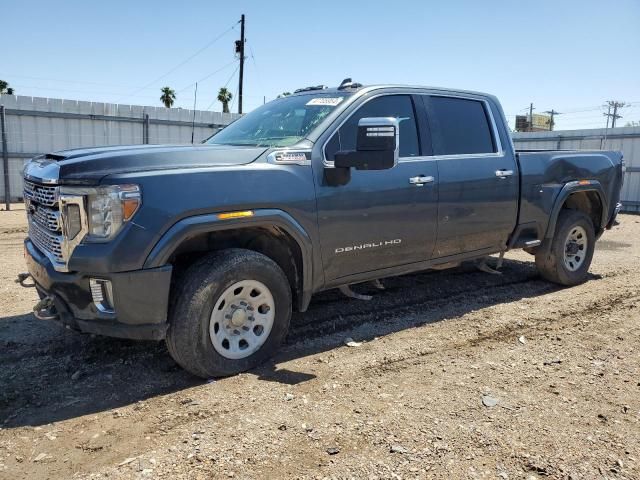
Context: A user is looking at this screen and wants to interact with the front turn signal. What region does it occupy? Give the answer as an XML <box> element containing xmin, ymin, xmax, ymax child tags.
<box><xmin>217</xmin><ymin>210</ymin><xmax>254</xmax><ymax>220</ymax></box>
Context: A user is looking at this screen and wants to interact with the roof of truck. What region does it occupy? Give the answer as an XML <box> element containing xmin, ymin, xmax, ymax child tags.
<box><xmin>290</xmin><ymin>84</ymin><xmax>495</xmax><ymax>100</ymax></box>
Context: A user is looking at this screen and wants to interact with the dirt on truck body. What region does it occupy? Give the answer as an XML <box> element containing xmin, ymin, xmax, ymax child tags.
<box><xmin>1</xmin><ymin>206</ymin><xmax>639</xmax><ymax>479</ymax></box>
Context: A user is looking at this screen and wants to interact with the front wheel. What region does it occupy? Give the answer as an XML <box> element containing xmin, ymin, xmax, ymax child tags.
<box><xmin>166</xmin><ymin>249</ymin><xmax>292</xmax><ymax>378</ymax></box>
<box><xmin>535</xmin><ymin>209</ymin><xmax>596</xmax><ymax>286</ymax></box>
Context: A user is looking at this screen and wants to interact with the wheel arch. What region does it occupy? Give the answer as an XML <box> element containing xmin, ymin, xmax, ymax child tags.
<box><xmin>144</xmin><ymin>209</ymin><xmax>314</xmax><ymax>311</ymax></box>
<box><xmin>545</xmin><ymin>181</ymin><xmax>608</xmax><ymax>240</ymax></box>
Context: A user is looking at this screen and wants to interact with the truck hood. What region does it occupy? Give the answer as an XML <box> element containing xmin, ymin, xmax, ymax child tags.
<box><xmin>25</xmin><ymin>144</ymin><xmax>268</xmax><ymax>184</ymax></box>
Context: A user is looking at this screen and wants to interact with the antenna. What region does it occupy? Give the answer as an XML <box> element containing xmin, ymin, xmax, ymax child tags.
<box><xmin>191</xmin><ymin>82</ymin><xmax>198</xmax><ymax>144</ymax></box>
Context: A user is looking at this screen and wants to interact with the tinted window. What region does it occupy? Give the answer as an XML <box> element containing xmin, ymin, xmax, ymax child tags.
<box><xmin>326</xmin><ymin>95</ymin><xmax>420</xmax><ymax>159</ymax></box>
<box><xmin>428</xmin><ymin>97</ymin><xmax>496</xmax><ymax>155</ymax></box>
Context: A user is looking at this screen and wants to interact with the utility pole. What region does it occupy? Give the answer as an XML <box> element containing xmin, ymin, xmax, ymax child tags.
<box><xmin>528</xmin><ymin>103</ymin><xmax>535</xmax><ymax>132</ymax></box>
<box><xmin>236</xmin><ymin>14</ymin><xmax>246</xmax><ymax>115</ymax></box>
<box><xmin>1</xmin><ymin>105</ymin><xmax>10</xmax><ymax>210</ymax></box>
<box><xmin>544</xmin><ymin>109</ymin><xmax>561</xmax><ymax>131</ymax></box>
<box><xmin>603</xmin><ymin>103</ymin><xmax>612</xmax><ymax>129</ymax></box>
<box><xmin>604</xmin><ymin>100</ymin><xmax>626</xmax><ymax>129</ymax></box>
<box><xmin>611</xmin><ymin>101</ymin><xmax>625</xmax><ymax>128</ymax></box>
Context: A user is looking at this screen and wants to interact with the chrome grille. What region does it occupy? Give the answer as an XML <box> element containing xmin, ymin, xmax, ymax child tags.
<box><xmin>24</xmin><ymin>179</ymin><xmax>58</xmax><ymax>207</ymax></box>
<box><xmin>31</xmin><ymin>205</ymin><xmax>60</xmax><ymax>231</ymax></box>
<box><xmin>24</xmin><ymin>178</ymin><xmax>65</xmax><ymax>266</ymax></box>
<box><xmin>28</xmin><ymin>218</ymin><xmax>64</xmax><ymax>263</ymax></box>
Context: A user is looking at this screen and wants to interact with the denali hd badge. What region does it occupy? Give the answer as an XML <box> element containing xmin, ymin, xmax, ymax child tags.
<box><xmin>335</xmin><ymin>239</ymin><xmax>401</xmax><ymax>254</ymax></box>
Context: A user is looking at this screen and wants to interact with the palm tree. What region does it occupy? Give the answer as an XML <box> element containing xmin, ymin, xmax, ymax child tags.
<box><xmin>160</xmin><ymin>87</ymin><xmax>176</xmax><ymax>108</ymax></box>
<box><xmin>0</xmin><ymin>80</ymin><xmax>14</xmax><ymax>95</ymax></box>
<box><xmin>217</xmin><ymin>87</ymin><xmax>232</xmax><ymax>113</ymax></box>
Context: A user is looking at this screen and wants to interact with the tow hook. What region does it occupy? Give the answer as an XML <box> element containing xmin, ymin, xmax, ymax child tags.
<box><xmin>33</xmin><ymin>296</ymin><xmax>58</xmax><ymax>321</ymax></box>
<box><xmin>16</xmin><ymin>272</ymin><xmax>36</xmax><ymax>288</ymax></box>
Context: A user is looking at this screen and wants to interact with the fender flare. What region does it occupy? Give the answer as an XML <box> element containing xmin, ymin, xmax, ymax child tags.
<box><xmin>144</xmin><ymin>209</ymin><xmax>314</xmax><ymax>311</ymax></box>
<box><xmin>544</xmin><ymin>180</ymin><xmax>608</xmax><ymax>239</ymax></box>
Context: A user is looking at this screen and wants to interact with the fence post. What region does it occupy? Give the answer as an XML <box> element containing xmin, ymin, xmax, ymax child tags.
<box><xmin>143</xmin><ymin>113</ymin><xmax>150</xmax><ymax>144</ymax></box>
<box><xmin>1</xmin><ymin>105</ymin><xmax>10</xmax><ymax>211</ymax></box>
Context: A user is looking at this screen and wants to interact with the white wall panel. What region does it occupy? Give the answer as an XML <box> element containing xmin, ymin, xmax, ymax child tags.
<box><xmin>0</xmin><ymin>94</ymin><xmax>241</xmax><ymax>201</ymax></box>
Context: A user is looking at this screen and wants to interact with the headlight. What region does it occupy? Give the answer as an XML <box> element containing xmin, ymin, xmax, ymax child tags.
<box><xmin>87</xmin><ymin>184</ymin><xmax>141</xmax><ymax>242</ymax></box>
<box><xmin>60</xmin><ymin>184</ymin><xmax>141</xmax><ymax>243</ymax></box>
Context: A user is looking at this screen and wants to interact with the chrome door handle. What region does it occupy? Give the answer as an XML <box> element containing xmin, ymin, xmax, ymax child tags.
<box><xmin>495</xmin><ymin>169</ymin><xmax>514</xmax><ymax>178</ymax></box>
<box><xmin>409</xmin><ymin>175</ymin><xmax>434</xmax><ymax>186</ymax></box>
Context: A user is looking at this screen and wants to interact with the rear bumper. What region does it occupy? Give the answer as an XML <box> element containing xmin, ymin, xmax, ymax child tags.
<box><xmin>24</xmin><ymin>239</ymin><xmax>172</xmax><ymax>341</ymax></box>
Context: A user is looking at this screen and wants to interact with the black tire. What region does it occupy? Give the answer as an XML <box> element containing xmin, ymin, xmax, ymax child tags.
<box><xmin>166</xmin><ymin>248</ymin><xmax>292</xmax><ymax>378</ymax></box>
<box><xmin>535</xmin><ymin>209</ymin><xmax>595</xmax><ymax>286</ymax></box>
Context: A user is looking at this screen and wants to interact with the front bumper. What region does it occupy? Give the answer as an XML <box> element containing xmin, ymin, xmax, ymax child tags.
<box><xmin>23</xmin><ymin>239</ymin><xmax>172</xmax><ymax>341</ymax></box>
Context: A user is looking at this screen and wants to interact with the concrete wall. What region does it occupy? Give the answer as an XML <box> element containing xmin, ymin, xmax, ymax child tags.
<box><xmin>0</xmin><ymin>94</ymin><xmax>241</xmax><ymax>202</ymax></box>
<box><xmin>513</xmin><ymin>126</ymin><xmax>640</xmax><ymax>212</ymax></box>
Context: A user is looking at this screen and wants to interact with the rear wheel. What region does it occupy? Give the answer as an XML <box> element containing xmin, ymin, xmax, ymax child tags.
<box><xmin>535</xmin><ymin>210</ymin><xmax>595</xmax><ymax>286</ymax></box>
<box><xmin>166</xmin><ymin>249</ymin><xmax>291</xmax><ymax>378</ymax></box>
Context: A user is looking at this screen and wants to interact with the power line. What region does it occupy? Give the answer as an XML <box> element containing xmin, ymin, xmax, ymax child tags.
<box><xmin>9</xmin><ymin>83</ymin><xmax>160</xmax><ymax>99</ymax></box>
<box><xmin>246</xmin><ymin>41</ymin><xmax>265</xmax><ymax>104</ymax></box>
<box><xmin>229</xmin><ymin>76</ymin><xmax>240</xmax><ymax>113</ymax></box>
<box><xmin>175</xmin><ymin>59</ymin><xmax>238</xmax><ymax>94</ymax></box>
<box><xmin>2</xmin><ymin>74</ymin><xmax>161</xmax><ymax>91</ymax></box>
<box><xmin>204</xmin><ymin>64</ymin><xmax>239</xmax><ymax>111</ymax></box>
<box><xmin>115</xmin><ymin>22</ymin><xmax>238</xmax><ymax>103</ymax></box>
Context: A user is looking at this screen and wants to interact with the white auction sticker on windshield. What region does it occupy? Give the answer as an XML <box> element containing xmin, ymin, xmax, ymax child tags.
<box><xmin>306</xmin><ymin>97</ymin><xmax>343</xmax><ymax>107</ymax></box>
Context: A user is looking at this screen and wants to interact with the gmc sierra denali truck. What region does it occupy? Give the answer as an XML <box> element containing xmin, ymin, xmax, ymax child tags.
<box><xmin>19</xmin><ymin>81</ymin><xmax>624</xmax><ymax>378</ymax></box>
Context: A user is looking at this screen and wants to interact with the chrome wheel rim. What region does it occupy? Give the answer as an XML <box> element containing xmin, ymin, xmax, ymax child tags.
<box><xmin>563</xmin><ymin>225</ymin><xmax>587</xmax><ymax>272</ymax></box>
<box><xmin>209</xmin><ymin>280</ymin><xmax>275</xmax><ymax>360</ymax></box>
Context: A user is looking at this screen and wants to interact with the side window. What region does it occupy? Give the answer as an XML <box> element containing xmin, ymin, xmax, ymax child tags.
<box><xmin>428</xmin><ymin>97</ymin><xmax>496</xmax><ymax>155</ymax></box>
<box><xmin>325</xmin><ymin>95</ymin><xmax>420</xmax><ymax>160</ymax></box>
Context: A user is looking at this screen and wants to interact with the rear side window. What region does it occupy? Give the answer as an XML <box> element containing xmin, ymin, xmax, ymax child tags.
<box><xmin>428</xmin><ymin>97</ymin><xmax>496</xmax><ymax>155</ymax></box>
<box><xmin>325</xmin><ymin>95</ymin><xmax>420</xmax><ymax>160</ymax></box>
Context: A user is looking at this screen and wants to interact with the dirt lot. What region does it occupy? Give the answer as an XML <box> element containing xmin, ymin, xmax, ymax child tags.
<box><xmin>0</xmin><ymin>206</ymin><xmax>638</xmax><ymax>480</ymax></box>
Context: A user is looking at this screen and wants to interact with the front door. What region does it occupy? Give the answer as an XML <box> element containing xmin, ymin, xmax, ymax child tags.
<box><xmin>314</xmin><ymin>94</ymin><xmax>439</xmax><ymax>285</ymax></box>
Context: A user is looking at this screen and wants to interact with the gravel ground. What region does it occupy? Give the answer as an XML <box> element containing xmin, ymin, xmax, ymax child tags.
<box><xmin>0</xmin><ymin>209</ymin><xmax>639</xmax><ymax>480</ymax></box>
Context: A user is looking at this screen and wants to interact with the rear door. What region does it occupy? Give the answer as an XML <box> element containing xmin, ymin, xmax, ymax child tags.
<box><xmin>423</xmin><ymin>95</ymin><xmax>518</xmax><ymax>258</ymax></box>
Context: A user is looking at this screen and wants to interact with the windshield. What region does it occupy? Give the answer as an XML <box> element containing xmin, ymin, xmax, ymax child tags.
<box><xmin>206</xmin><ymin>93</ymin><xmax>351</xmax><ymax>147</ymax></box>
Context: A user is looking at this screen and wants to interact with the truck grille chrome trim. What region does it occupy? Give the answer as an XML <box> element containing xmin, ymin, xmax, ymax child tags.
<box><xmin>24</xmin><ymin>179</ymin><xmax>58</xmax><ymax>207</ymax></box>
<box><xmin>24</xmin><ymin>173</ymin><xmax>88</xmax><ymax>272</ymax></box>
<box><xmin>31</xmin><ymin>205</ymin><xmax>61</xmax><ymax>232</ymax></box>
<box><xmin>28</xmin><ymin>217</ymin><xmax>65</xmax><ymax>265</ymax></box>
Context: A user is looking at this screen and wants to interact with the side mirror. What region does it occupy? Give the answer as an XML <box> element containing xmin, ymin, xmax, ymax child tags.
<box><xmin>334</xmin><ymin>117</ymin><xmax>399</xmax><ymax>170</ymax></box>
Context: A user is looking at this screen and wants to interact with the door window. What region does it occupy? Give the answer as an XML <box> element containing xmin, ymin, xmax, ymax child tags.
<box><xmin>325</xmin><ymin>95</ymin><xmax>420</xmax><ymax>160</ymax></box>
<box><xmin>428</xmin><ymin>97</ymin><xmax>496</xmax><ymax>155</ymax></box>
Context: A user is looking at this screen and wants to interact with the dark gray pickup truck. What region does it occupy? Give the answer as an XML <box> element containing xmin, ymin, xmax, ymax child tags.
<box><xmin>20</xmin><ymin>81</ymin><xmax>624</xmax><ymax>377</ymax></box>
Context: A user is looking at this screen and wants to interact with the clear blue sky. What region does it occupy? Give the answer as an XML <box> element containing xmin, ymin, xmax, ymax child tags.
<box><xmin>3</xmin><ymin>0</ymin><xmax>639</xmax><ymax>130</ymax></box>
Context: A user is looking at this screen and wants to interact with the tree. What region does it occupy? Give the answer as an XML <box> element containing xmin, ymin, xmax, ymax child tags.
<box><xmin>0</xmin><ymin>80</ymin><xmax>14</xmax><ymax>95</ymax></box>
<box><xmin>217</xmin><ymin>87</ymin><xmax>233</xmax><ymax>113</ymax></box>
<box><xmin>277</xmin><ymin>92</ymin><xmax>291</xmax><ymax>98</ymax></box>
<box><xmin>625</xmin><ymin>121</ymin><xmax>640</xmax><ymax>127</ymax></box>
<box><xmin>160</xmin><ymin>87</ymin><xmax>176</xmax><ymax>108</ymax></box>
